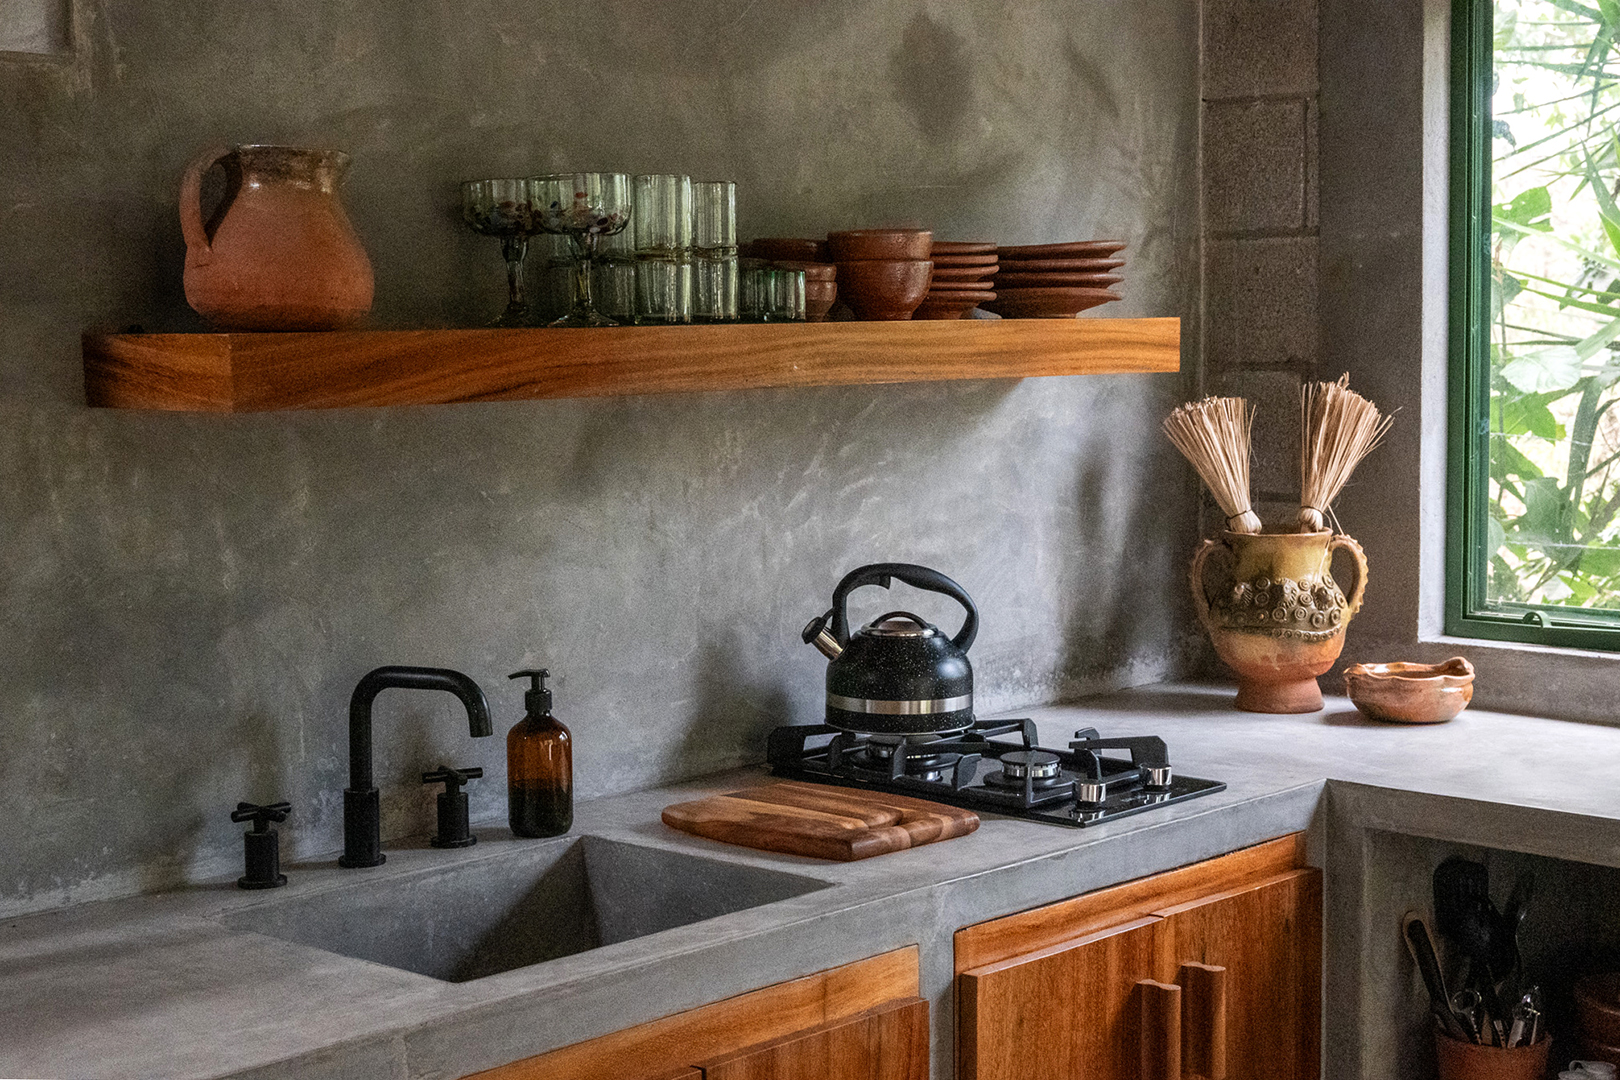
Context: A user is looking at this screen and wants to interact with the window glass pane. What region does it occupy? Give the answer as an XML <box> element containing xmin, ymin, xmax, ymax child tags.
<box><xmin>1489</xmin><ymin>0</ymin><xmax>1620</xmax><ymax>611</ymax></box>
<box><xmin>0</xmin><ymin>0</ymin><xmax>68</xmax><ymax>55</ymax></box>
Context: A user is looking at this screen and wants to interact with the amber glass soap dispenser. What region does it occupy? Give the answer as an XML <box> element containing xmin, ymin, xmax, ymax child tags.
<box><xmin>507</xmin><ymin>669</ymin><xmax>572</xmax><ymax>837</ymax></box>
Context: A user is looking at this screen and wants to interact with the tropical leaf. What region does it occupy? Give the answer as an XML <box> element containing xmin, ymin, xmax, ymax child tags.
<box><xmin>1500</xmin><ymin>345</ymin><xmax>1585</xmax><ymax>391</ymax></box>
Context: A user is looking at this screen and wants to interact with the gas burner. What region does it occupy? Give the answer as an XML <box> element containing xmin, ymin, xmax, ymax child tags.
<box><xmin>765</xmin><ymin>720</ymin><xmax>1225</xmax><ymax>829</ymax></box>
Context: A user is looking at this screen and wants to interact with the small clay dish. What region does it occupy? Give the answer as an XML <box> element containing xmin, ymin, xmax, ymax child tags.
<box><xmin>1576</xmin><ymin>973</ymin><xmax>1620</xmax><ymax>1045</ymax></box>
<box><xmin>1342</xmin><ymin>657</ymin><xmax>1475</xmax><ymax>724</ymax></box>
<box><xmin>931</xmin><ymin>240</ymin><xmax>997</xmax><ymax>255</ymax></box>
<box><xmin>746</xmin><ymin>238</ymin><xmax>832</xmax><ymax>263</ymax></box>
<box><xmin>836</xmin><ymin>258</ymin><xmax>932</xmax><ymax>320</ymax></box>
<box><xmin>980</xmin><ymin>286</ymin><xmax>1121</xmax><ymax>318</ymax></box>
<box><xmin>927</xmin><ymin>278</ymin><xmax>1001</xmax><ymax>292</ymax></box>
<box><xmin>803</xmin><ymin>279</ymin><xmax>838</xmax><ymax>322</ymax></box>
<box><xmin>998</xmin><ymin>240</ymin><xmax>1127</xmax><ymax>259</ymax></box>
<box><xmin>995</xmin><ymin>271</ymin><xmax>1123</xmax><ymax>289</ymax></box>
<box><xmin>931</xmin><ymin>264</ymin><xmax>999</xmax><ymax>282</ymax></box>
<box><xmin>932</xmin><ymin>253</ymin><xmax>1001</xmax><ymax>268</ymax></box>
<box><xmin>829</xmin><ymin>229</ymin><xmax>933</xmax><ymax>261</ymax></box>
<box><xmin>915</xmin><ymin>291</ymin><xmax>996</xmax><ymax>320</ymax></box>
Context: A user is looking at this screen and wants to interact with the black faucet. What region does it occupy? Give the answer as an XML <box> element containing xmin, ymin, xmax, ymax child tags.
<box><xmin>340</xmin><ymin>665</ymin><xmax>493</xmax><ymax>868</ymax></box>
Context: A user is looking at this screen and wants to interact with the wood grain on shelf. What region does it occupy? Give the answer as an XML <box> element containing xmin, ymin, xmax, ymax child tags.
<box><xmin>958</xmin><ymin>916</ymin><xmax>1173</xmax><ymax>1080</ymax></box>
<box><xmin>82</xmin><ymin>318</ymin><xmax>1181</xmax><ymax>412</ymax></box>
<box><xmin>952</xmin><ymin>833</ymin><xmax>1307</xmax><ymax>973</ymax></box>
<box><xmin>462</xmin><ymin>946</ymin><xmax>918</xmax><ymax>1080</ymax></box>
<box><xmin>697</xmin><ymin>998</ymin><xmax>929</xmax><ymax>1080</ymax></box>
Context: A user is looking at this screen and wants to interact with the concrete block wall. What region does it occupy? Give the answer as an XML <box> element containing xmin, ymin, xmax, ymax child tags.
<box><xmin>1201</xmin><ymin>0</ymin><xmax>1320</xmax><ymax>510</ymax></box>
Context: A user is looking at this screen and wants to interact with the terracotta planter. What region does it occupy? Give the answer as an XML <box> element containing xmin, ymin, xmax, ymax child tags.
<box><xmin>1190</xmin><ymin>530</ymin><xmax>1368</xmax><ymax>713</ymax></box>
<box><xmin>1434</xmin><ymin>1031</ymin><xmax>1549</xmax><ymax>1080</ymax></box>
<box><xmin>181</xmin><ymin>144</ymin><xmax>374</xmax><ymax>330</ymax></box>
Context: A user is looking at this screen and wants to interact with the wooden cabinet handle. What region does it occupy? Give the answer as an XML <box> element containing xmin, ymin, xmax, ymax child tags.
<box><xmin>1136</xmin><ymin>979</ymin><xmax>1182</xmax><ymax>1080</ymax></box>
<box><xmin>1179</xmin><ymin>962</ymin><xmax>1228</xmax><ymax>1080</ymax></box>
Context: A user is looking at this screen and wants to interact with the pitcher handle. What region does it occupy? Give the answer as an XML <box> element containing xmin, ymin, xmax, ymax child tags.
<box><xmin>1189</xmin><ymin>539</ymin><xmax>1222</xmax><ymax>636</ymax></box>
<box><xmin>179</xmin><ymin>145</ymin><xmax>230</xmax><ymax>261</ymax></box>
<box><xmin>1328</xmin><ymin>534</ymin><xmax>1369</xmax><ymax>614</ymax></box>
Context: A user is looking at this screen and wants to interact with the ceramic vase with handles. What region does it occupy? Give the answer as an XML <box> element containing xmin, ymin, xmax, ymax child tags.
<box><xmin>1190</xmin><ymin>529</ymin><xmax>1368</xmax><ymax>713</ymax></box>
<box><xmin>180</xmin><ymin>144</ymin><xmax>373</xmax><ymax>331</ymax></box>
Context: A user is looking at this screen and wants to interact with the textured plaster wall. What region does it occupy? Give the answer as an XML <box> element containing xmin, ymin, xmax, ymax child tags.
<box><xmin>0</xmin><ymin>0</ymin><xmax>1202</xmax><ymax>915</ymax></box>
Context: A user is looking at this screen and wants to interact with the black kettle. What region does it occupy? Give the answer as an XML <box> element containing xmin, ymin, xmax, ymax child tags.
<box><xmin>800</xmin><ymin>563</ymin><xmax>979</xmax><ymax>735</ymax></box>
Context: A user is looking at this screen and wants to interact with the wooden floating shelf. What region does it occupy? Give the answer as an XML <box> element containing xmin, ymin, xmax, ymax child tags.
<box><xmin>82</xmin><ymin>317</ymin><xmax>1181</xmax><ymax>413</ymax></box>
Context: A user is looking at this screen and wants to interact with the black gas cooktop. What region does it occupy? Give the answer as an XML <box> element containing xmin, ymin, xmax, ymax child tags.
<box><xmin>766</xmin><ymin>719</ymin><xmax>1225</xmax><ymax>827</ymax></box>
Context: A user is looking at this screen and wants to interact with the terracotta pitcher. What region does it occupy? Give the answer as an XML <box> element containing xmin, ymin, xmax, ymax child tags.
<box><xmin>1190</xmin><ymin>530</ymin><xmax>1368</xmax><ymax>713</ymax></box>
<box><xmin>181</xmin><ymin>145</ymin><xmax>373</xmax><ymax>330</ymax></box>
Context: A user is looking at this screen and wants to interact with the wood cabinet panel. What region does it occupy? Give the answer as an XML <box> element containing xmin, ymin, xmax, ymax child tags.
<box><xmin>465</xmin><ymin>946</ymin><xmax>919</xmax><ymax>1080</ymax></box>
<box><xmin>698</xmin><ymin>997</ymin><xmax>929</xmax><ymax>1080</ymax></box>
<box><xmin>959</xmin><ymin>916</ymin><xmax>1173</xmax><ymax>1080</ymax></box>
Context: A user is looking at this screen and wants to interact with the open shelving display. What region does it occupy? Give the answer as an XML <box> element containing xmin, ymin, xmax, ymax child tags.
<box><xmin>81</xmin><ymin>317</ymin><xmax>1181</xmax><ymax>413</ymax></box>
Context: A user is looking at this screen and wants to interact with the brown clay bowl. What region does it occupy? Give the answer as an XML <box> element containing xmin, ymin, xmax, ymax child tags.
<box><xmin>770</xmin><ymin>259</ymin><xmax>838</xmax><ymax>280</ymax></box>
<box><xmin>931</xmin><ymin>264</ymin><xmax>999</xmax><ymax>282</ymax></box>
<box><xmin>745</xmin><ymin>238</ymin><xmax>831</xmax><ymax>263</ymax></box>
<box><xmin>828</xmin><ymin>229</ymin><xmax>933</xmax><ymax>261</ymax></box>
<box><xmin>804</xmin><ymin>279</ymin><xmax>838</xmax><ymax>322</ymax></box>
<box><xmin>915</xmin><ymin>291</ymin><xmax>996</xmax><ymax>320</ymax></box>
<box><xmin>994</xmin><ymin>257</ymin><xmax>1125</xmax><ymax>273</ymax></box>
<box><xmin>995</xmin><ymin>271</ymin><xmax>1124</xmax><ymax>288</ymax></box>
<box><xmin>931</xmin><ymin>240</ymin><xmax>997</xmax><ymax>255</ymax></box>
<box><xmin>1342</xmin><ymin>657</ymin><xmax>1475</xmax><ymax>724</ymax></box>
<box><xmin>932</xmin><ymin>253</ymin><xmax>1000</xmax><ymax>268</ymax></box>
<box><xmin>998</xmin><ymin>240</ymin><xmax>1127</xmax><ymax>259</ymax></box>
<box><xmin>1577</xmin><ymin>973</ymin><xmax>1620</xmax><ymax>1046</ymax></box>
<box><xmin>980</xmin><ymin>287</ymin><xmax>1121</xmax><ymax>318</ymax></box>
<box><xmin>835</xmin><ymin>258</ymin><xmax>932</xmax><ymax>320</ymax></box>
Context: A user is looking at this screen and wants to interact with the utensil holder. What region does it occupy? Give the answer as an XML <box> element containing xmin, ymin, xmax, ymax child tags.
<box><xmin>1435</xmin><ymin>1031</ymin><xmax>1549</xmax><ymax>1080</ymax></box>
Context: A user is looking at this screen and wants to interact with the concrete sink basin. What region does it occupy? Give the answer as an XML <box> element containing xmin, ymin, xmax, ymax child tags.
<box><xmin>221</xmin><ymin>835</ymin><xmax>831</xmax><ymax>982</ymax></box>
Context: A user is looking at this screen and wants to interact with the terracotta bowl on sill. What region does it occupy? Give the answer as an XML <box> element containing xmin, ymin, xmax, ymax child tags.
<box><xmin>835</xmin><ymin>258</ymin><xmax>933</xmax><ymax>320</ymax></box>
<box><xmin>1341</xmin><ymin>657</ymin><xmax>1475</xmax><ymax>724</ymax></box>
<box><xmin>828</xmin><ymin>229</ymin><xmax>933</xmax><ymax>262</ymax></box>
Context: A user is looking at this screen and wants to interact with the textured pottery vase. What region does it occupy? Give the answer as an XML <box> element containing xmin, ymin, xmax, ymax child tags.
<box><xmin>1190</xmin><ymin>530</ymin><xmax>1368</xmax><ymax>713</ymax></box>
<box><xmin>180</xmin><ymin>145</ymin><xmax>374</xmax><ymax>330</ymax></box>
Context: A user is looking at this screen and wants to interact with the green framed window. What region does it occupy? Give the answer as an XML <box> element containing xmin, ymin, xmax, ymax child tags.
<box><xmin>1448</xmin><ymin>0</ymin><xmax>1620</xmax><ymax>647</ymax></box>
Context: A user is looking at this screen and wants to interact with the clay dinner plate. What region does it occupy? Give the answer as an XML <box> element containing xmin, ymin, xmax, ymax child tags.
<box><xmin>930</xmin><ymin>253</ymin><xmax>1000</xmax><ymax>268</ymax></box>
<box><xmin>998</xmin><ymin>241</ymin><xmax>1127</xmax><ymax>259</ymax></box>
<box><xmin>994</xmin><ymin>272</ymin><xmax>1124</xmax><ymax>288</ymax></box>
<box><xmin>930</xmin><ymin>240</ymin><xmax>997</xmax><ymax>255</ymax></box>
<box><xmin>989</xmin><ymin>257</ymin><xmax>1125</xmax><ymax>273</ymax></box>
<box><xmin>930</xmin><ymin>264</ymin><xmax>999</xmax><ymax>281</ymax></box>
<box><xmin>914</xmin><ymin>292</ymin><xmax>996</xmax><ymax>320</ymax></box>
<box><xmin>980</xmin><ymin>286</ymin><xmax>1121</xmax><ymax>318</ymax></box>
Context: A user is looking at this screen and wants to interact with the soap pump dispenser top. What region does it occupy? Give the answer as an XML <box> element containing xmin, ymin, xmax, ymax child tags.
<box><xmin>507</xmin><ymin>669</ymin><xmax>572</xmax><ymax>838</ymax></box>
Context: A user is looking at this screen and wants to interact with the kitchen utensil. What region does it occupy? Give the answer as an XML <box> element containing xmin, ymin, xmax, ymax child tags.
<box><xmin>1404</xmin><ymin>912</ymin><xmax>1470</xmax><ymax>1041</ymax></box>
<box><xmin>661</xmin><ymin>780</ymin><xmax>978</xmax><ymax>860</ymax></box>
<box><xmin>801</xmin><ymin>562</ymin><xmax>978</xmax><ymax>735</ymax></box>
<box><xmin>1451</xmin><ymin>988</ymin><xmax>1485</xmax><ymax>1044</ymax></box>
<box><xmin>979</xmin><ymin>286</ymin><xmax>1121</xmax><ymax>318</ymax></box>
<box><xmin>1190</xmin><ymin>529</ymin><xmax>1368</xmax><ymax>712</ymax></box>
<box><xmin>833</xmin><ymin>258</ymin><xmax>933</xmax><ymax>320</ymax></box>
<box><xmin>180</xmin><ymin>145</ymin><xmax>374</xmax><ymax>330</ymax></box>
<box><xmin>828</xmin><ymin>228</ymin><xmax>932</xmax><ymax>261</ymax></box>
<box><xmin>1298</xmin><ymin>374</ymin><xmax>1395</xmax><ymax>531</ymax></box>
<box><xmin>1343</xmin><ymin>658</ymin><xmax>1476</xmax><ymax>724</ymax></box>
<box><xmin>534</xmin><ymin>172</ymin><xmax>633</xmax><ymax>327</ymax></box>
<box><xmin>914</xmin><ymin>291</ymin><xmax>997</xmax><ymax>320</ymax></box>
<box><xmin>462</xmin><ymin>178</ymin><xmax>539</xmax><ymax>327</ymax></box>
<box><xmin>1490</xmin><ymin>871</ymin><xmax>1533</xmax><ymax>982</ymax></box>
<box><xmin>1434</xmin><ymin>1030</ymin><xmax>1550</xmax><ymax>1080</ymax></box>
<box><xmin>997</xmin><ymin>240</ymin><xmax>1127</xmax><ymax>259</ymax></box>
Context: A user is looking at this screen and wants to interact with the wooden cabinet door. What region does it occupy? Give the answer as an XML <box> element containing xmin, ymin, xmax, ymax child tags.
<box><xmin>697</xmin><ymin>997</ymin><xmax>929</xmax><ymax>1080</ymax></box>
<box><xmin>1153</xmin><ymin>868</ymin><xmax>1322</xmax><ymax>1080</ymax></box>
<box><xmin>959</xmin><ymin>916</ymin><xmax>1173</xmax><ymax>1080</ymax></box>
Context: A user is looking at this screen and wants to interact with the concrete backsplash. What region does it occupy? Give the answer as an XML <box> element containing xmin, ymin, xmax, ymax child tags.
<box><xmin>0</xmin><ymin>0</ymin><xmax>1202</xmax><ymax>916</ymax></box>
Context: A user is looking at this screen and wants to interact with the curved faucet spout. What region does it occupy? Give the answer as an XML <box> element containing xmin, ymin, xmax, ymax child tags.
<box><xmin>340</xmin><ymin>665</ymin><xmax>492</xmax><ymax>868</ymax></box>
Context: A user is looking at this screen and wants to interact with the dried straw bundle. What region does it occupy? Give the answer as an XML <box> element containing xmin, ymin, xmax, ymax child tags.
<box><xmin>1298</xmin><ymin>374</ymin><xmax>1393</xmax><ymax>532</ymax></box>
<box><xmin>1163</xmin><ymin>396</ymin><xmax>1261</xmax><ymax>534</ymax></box>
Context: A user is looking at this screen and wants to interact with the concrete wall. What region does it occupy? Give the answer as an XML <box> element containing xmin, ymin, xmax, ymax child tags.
<box><xmin>0</xmin><ymin>0</ymin><xmax>1203</xmax><ymax>916</ymax></box>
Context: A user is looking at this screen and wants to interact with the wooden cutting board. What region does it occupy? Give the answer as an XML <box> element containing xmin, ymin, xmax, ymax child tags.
<box><xmin>661</xmin><ymin>780</ymin><xmax>979</xmax><ymax>861</ymax></box>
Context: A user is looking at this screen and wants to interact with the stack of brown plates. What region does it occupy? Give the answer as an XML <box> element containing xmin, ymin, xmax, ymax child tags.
<box><xmin>915</xmin><ymin>241</ymin><xmax>998</xmax><ymax>320</ymax></box>
<box><xmin>983</xmin><ymin>241</ymin><xmax>1126</xmax><ymax>318</ymax></box>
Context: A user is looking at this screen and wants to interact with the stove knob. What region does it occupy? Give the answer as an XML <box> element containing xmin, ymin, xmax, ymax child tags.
<box><xmin>1074</xmin><ymin>780</ymin><xmax>1107</xmax><ymax>805</ymax></box>
<box><xmin>1143</xmin><ymin>765</ymin><xmax>1173</xmax><ymax>791</ymax></box>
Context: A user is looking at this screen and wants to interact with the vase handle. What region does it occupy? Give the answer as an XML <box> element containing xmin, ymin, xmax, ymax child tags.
<box><xmin>1189</xmin><ymin>538</ymin><xmax>1222</xmax><ymax>636</ymax></box>
<box><xmin>1329</xmin><ymin>534</ymin><xmax>1369</xmax><ymax>614</ymax></box>
<box><xmin>179</xmin><ymin>144</ymin><xmax>230</xmax><ymax>261</ymax></box>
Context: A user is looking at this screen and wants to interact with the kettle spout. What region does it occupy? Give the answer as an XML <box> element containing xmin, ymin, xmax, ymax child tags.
<box><xmin>801</xmin><ymin>612</ymin><xmax>843</xmax><ymax>660</ymax></box>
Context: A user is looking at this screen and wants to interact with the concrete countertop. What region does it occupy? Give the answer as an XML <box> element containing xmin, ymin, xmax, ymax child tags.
<box><xmin>6</xmin><ymin>681</ymin><xmax>1620</xmax><ymax>1080</ymax></box>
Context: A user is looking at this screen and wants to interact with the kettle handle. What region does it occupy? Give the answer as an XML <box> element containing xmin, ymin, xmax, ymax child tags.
<box><xmin>830</xmin><ymin>563</ymin><xmax>979</xmax><ymax>653</ymax></box>
<box><xmin>179</xmin><ymin>144</ymin><xmax>231</xmax><ymax>260</ymax></box>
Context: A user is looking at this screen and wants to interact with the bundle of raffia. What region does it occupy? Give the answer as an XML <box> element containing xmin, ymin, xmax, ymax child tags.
<box><xmin>1163</xmin><ymin>396</ymin><xmax>1262</xmax><ymax>534</ymax></box>
<box><xmin>1297</xmin><ymin>374</ymin><xmax>1393</xmax><ymax>532</ymax></box>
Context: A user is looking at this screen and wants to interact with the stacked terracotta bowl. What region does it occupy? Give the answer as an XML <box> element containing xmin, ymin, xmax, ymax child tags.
<box><xmin>745</xmin><ymin>238</ymin><xmax>839</xmax><ymax>322</ymax></box>
<box><xmin>827</xmin><ymin>229</ymin><xmax>933</xmax><ymax>320</ymax></box>
<box><xmin>982</xmin><ymin>240</ymin><xmax>1126</xmax><ymax>318</ymax></box>
<box><xmin>915</xmin><ymin>241</ymin><xmax>998</xmax><ymax>320</ymax></box>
